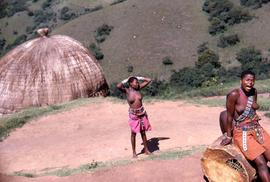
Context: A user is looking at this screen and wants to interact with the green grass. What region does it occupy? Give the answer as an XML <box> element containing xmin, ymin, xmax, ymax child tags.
<box><xmin>12</xmin><ymin>145</ymin><xmax>206</xmax><ymax>178</ymax></box>
<box><xmin>0</xmin><ymin>98</ymin><xmax>104</xmax><ymax>141</ymax></box>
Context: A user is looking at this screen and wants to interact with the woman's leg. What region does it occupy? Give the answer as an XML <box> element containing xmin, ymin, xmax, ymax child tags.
<box><xmin>254</xmin><ymin>155</ymin><xmax>270</xmax><ymax>182</ymax></box>
<box><xmin>131</xmin><ymin>131</ymin><xmax>137</xmax><ymax>158</ymax></box>
<box><xmin>140</xmin><ymin>130</ymin><xmax>151</xmax><ymax>155</ymax></box>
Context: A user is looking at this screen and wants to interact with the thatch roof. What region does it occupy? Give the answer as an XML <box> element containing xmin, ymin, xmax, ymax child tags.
<box><xmin>0</xmin><ymin>28</ymin><xmax>108</xmax><ymax>114</ymax></box>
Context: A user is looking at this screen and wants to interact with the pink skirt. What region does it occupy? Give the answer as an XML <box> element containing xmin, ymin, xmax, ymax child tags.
<box><xmin>128</xmin><ymin>113</ymin><xmax>152</xmax><ymax>133</ymax></box>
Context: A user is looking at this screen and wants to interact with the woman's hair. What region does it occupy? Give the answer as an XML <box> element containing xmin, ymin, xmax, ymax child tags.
<box><xmin>128</xmin><ymin>77</ymin><xmax>138</xmax><ymax>84</ymax></box>
<box><xmin>241</xmin><ymin>70</ymin><xmax>255</xmax><ymax>79</ymax></box>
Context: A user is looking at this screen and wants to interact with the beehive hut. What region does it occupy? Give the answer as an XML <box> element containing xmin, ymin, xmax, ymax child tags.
<box><xmin>0</xmin><ymin>28</ymin><xmax>108</xmax><ymax>114</ymax></box>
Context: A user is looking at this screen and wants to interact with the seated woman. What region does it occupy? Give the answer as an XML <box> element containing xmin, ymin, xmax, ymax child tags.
<box><xmin>220</xmin><ymin>70</ymin><xmax>270</xmax><ymax>182</ymax></box>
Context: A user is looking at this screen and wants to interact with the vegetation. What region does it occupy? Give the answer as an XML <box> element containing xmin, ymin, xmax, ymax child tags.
<box><xmin>89</xmin><ymin>43</ymin><xmax>104</xmax><ymax>60</ymax></box>
<box><xmin>42</xmin><ymin>0</ymin><xmax>53</xmax><ymax>10</ymax></box>
<box><xmin>13</xmin><ymin>146</ymin><xmax>205</xmax><ymax>177</ymax></box>
<box><xmin>217</xmin><ymin>34</ymin><xmax>240</xmax><ymax>48</ymax></box>
<box><xmin>203</xmin><ymin>0</ymin><xmax>252</xmax><ymax>35</ymax></box>
<box><xmin>0</xmin><ymin>98</ymin><xmax>97</xmax><ymax>141</ymax></box>
<box><xmin>0</xmin><ymin>0</ymin><xmax>28</xmax><ymax>19</ymax></box>
<box><xmin>5</xmin><ymin>34</ymin><xmax>27</xmax><ymax>51</ymax></box>
<box><xmin>240</xmin><ymin>0</ymin><xmax>270</xmax><ymax>9</ymax></box>
<box><xmin>236</xmin><ymin>47</ymin><xmax>270</xmax><ymax>79</ymax></box>
<box><xmin>95</xmin><ymin>24</ymin><xmax>114</xmax><ymax>43</ymax></box>
<box><xmin>110</xmin><ymin>0</ymin><xmax>128</xmax><ymax>6</ymax></box>
<box><xmin>127</xmin><ymin>64</ymin><xmax>133</xmax><ymax>72</ymax></box>
<box><xmin>60</xmin><ymin>7</ymin><xmax>76</xmax><ymax>21</ymax></box>
<box><xmin>162</xmin><ymin>56</ymin><xmax>174</xmax><ymax>65</ymax></box>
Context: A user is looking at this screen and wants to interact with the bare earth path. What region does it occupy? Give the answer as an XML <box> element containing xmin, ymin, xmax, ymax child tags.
<box><xmin>0</xmin><ymin>98</ymin><xmax>270</xmax><ymax>181</ymax></box>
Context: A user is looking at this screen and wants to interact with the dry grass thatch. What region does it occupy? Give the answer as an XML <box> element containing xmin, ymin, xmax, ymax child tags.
<box><xmin>0</xmin><ymin>28</ymin><xmax>108</xmax><ymax>114</ymax></box>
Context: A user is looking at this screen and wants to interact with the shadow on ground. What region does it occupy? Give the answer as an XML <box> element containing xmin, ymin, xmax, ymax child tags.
<box><xmin>138</xmin><ymin>137</ymin><xmax>170</xmax><ymax>155</ymax></box>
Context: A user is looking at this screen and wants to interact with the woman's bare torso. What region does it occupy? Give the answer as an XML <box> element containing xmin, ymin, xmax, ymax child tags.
<box><xmin>126</xmin><ymin>88</ymin><xmax>143</xmax><ymax>109</ymax></box>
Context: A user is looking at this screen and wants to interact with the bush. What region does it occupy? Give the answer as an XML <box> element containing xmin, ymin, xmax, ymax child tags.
<box><xmin>209</xmin><ymin>18</ymin><xmax>226</xmax><ymax>35</ymax></box>
<box><xmin>110</xmin><ymin>0</ymin><xmax>128</xmax><ymax>5</ymax></box>
<box><xmin>109</xmin><ymin>83</ymin><xmax>125</xmax><ymax>99</ymax></box>
<box><xmin>127</xmin><ymin>65</ymin><xmax>133</xmax><ymax>72</ymax></box>
<box><xmin>60</xmin><ymin>7</ymin><xmax>76</xmax><ymax>21</ymax></box>
<box><xmin>0</xmin><ymin>38</ymin><xmax>6</xmax><ymax>50</ymax></box>
<box><xmin>42</xmin><ymin>0</ymin><xmax>53</xmax><ymax>10</ymax></box>
<box><xmin>236</xmin><ymin>47</ymin><xmax>262</xmax><ymax>71</ymax></box>
<box><xmin>170</xmin><ymin>67</ymin><xmax>204</xmax><ymax>89</ymax></box>
<box><xmin>34</xmin><ymin>10</ymin><xmax>56</xmax><ymax>26</ymax></box>
<box><xmin>95</xmin><ymin>24</ymin><xmax>113</xmax><ymax>43</ymax></box>
<box><xmin>240</xmin><ymin>0</ymin><xmax>270</xmax><ymax>8</ymax></box>
<box><xmin>162</xmin><ymin>57</ymin><xmax>174</xmax><ymax>65</ymax></box>
<box><xmin>197</xmin><ymin>42</ymin><xmax>209</xmax><ymax>54</ymax></box>
<box><xmin>141</xmin><ymin>79</ymin><xmax>169</xmax><ymax>97</ymax></box>
<box><xmin>170</xmin><ymin>46</ymin><xmax>223</xmax><ymax>90</ymax></box>
<box><xmin>0</xmin><ymin>0</ymin><xmax>27</xmax><ymax>18</ymax></box>
<box><xmin>203</xmin><ymin>0</ymin><xmax>252</xmax><ymax>35</ymax></box>
<box><xmin>27</xmin><ymin>11</ymin><xmax>34</xmax><ymax>16</ymax></box>
<box><xmin>196</xmin><ymin>49</ymin><xmax>221</xmax><ymax>68</ymax></box>
<box><xmin>89</xmin><ymin>43</ymin><xmax>104</xmax><ymax>60</ymax></box>
<box><xmin>217</xmin><ymin>34</ymin><xmax>240</xmax><ymax>48</ymax></box>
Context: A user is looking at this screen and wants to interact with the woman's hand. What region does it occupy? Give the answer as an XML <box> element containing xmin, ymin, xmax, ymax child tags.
<box><xmin>220</xmin><ymin>137</ymin><xmax>232</xmax><ymax>146</ymax></box>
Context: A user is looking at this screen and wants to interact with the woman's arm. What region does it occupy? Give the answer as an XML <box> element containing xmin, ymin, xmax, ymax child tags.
<box><xmin>137</xmin><ymin>77</ymin><xmax>152</xmax><ymax>89</ymax></box>
<box><xmin>253</xmin><ymin>88</ymin><xmax>260</xmax><ymax>110</ymax></box>
<box><xmin>117</xmin><ymin>78</ymin><xmax>129</xmax><ymax>93</ymax></box>
<box><xmin>221</xmin><ymin>90</ymin><xmax>238</xmax><ymax>145</ymax></box>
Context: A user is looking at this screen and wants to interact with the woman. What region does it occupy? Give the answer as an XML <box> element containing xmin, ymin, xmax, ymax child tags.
<box><xmin>117</xmin><ymin>76</ymin><xmax>152</xmax><ymax>158</ymax></box>
<box><xmin>221</xmin><ymin>70</ymin><xmax>270</xmax><ymax>182</ymax></box>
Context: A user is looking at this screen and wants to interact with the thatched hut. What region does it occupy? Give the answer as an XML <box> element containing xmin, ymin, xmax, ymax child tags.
<box><xmin>0</xmin><ymin>28</ymin><xmax>108</xmax><ymax>114</ymax></box>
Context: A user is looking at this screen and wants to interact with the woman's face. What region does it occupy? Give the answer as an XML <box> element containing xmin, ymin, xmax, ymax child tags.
<box><xmin>241</xmin><ymin>74</ymin><xmax>255</xmax><ymax>92</ymax></box>
<box><xmin>130</xmin><ymin>79</ymin><xmax>139</xmax><ymax>90</ymax></box>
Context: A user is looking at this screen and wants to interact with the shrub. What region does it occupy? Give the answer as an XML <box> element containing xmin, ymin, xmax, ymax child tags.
<box><xmin>0</xmin><ymin>38</ymin><xmax>6</xmax><ymax>50</ymax></box>
<box><xmin>141</xmin><ymin>79</ymin><xmax>168</xmax><ymax>97</ymax></box>
<box><xmin>217</xmin><ymin>34</ymin><xmax>240</xmax><ymax>48</ymax></box>
<box><xmin>60</xmin><ymin>7</ymin><xmax>76</xmax><ymax>21</ymax></box>
<box><xmin>197</xmin><ymin>42</ymin><xmax>209</xmax><ymax>54</ymax></box>
<box><xmin>127</xmin><ymin>65</ymin><xmax>133</xmax><ymax>72</ymax></box>
<box><xmin>196</xmin><ymin>49</ymin><xmax>221</xmax><ymax>68</ymax></box>
<box><xmin>26</xmin><ymin>26</ymin><xmax>35</xmax><ymax>34</ymax></box>
<box><xmin>109</xmin><ymin>83</ymin><xmax>125</xmax><ymax>99</ymax></box>
<box><xmin>170</xmin><ymin>67</ymin><xmax>204</xmax><ymax>88</ymax></box>
<box><xmin>0</xmin><ymin>0</ymin><xmax>27</xmax><ymax>18</ymax></box>
<box><xmin>203</xmin><ymin>0</ymin><xmax>252</xmax><ymax>35</ymax></box>
<box><xmin>12</xmin><ymin>34</ymin><xmax>27</xmax><ymax>46</ymax></box>
<box><xmin>95</xmin><ymin>24</ymin><xmax>113</xmax><ymax>43</ymax></box>
<box><xmin>27</xmin><ymin>11</ymin><xmax>34</xmax><ymax>16</ymax></box>
<box><xmin>162</xmin><ymin>56</ymin><xmax>174</xmax><ymax>65</ymax></box>
<box><xmin>110</xmin><ymin>0</ymin><xmax>128</xmax><ymax>5</ymax></box>
<box><xmin>42</xmin><ymin>0</ymin><xmax>53</xmax><ymax>10</ymax></box>
<box><xmin>90</xmin><ymin>5</ymin><xmax>103</xmax><ymax>12</ymax></box>
<box><xmin>209</xmin><ymin>17</ymin><xmax>226</xmax><ymax>35</ymax></box>
<box><xmin>240</xmin><ymin>0</ymin><xmax>270</xmax><ymax>8</ymax></box>
<box><xmin>33</xmin><ymin>10</ymin><xmax>56</xmax><ymax>26</ymax></box>
<box><xmin>236</xmin><ymin>47</ymin><xmax>262</xmax><ymax>72</ymax></box>
<box><xmin>89</xmin><ymin>43</ymin><xmax>104</xmax><ymax>60</ymax></box>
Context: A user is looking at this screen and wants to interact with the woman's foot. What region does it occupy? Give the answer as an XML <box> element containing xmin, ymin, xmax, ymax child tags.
<box><xmin>144</xmin><ymin>149</ymin><xmax>152</xmax><ymax>155</ymax></box>
<box><xmin>132</xmin><ymin>153</ymin><xmax>138</xmax><ymax>158</ymax></box>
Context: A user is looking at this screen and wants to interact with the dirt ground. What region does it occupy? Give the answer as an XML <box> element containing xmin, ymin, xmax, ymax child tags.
<box><xmin>0</xmin><ymin>98</ymin><xmax>270</xmax><ymax>182</ymax></box>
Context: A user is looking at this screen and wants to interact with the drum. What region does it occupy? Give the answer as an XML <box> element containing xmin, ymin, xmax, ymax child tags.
<box><xmin>201</xmin><ymin>136</ymin><xmax>256</xmax><ymax>182</ymax></box>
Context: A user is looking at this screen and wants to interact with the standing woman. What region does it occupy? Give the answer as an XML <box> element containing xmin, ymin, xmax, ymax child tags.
<box><xmin>117</xmin><ymin>76</ymin><xmax>152</xmax><ymax>158</ymax></box>
<box><xmin>221</xmin><ymin>70</ymin><xmax>270</xmax><ymax>182</ymax></box>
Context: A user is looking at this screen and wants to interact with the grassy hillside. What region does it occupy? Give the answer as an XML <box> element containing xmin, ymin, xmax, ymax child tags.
<box><xmin>0</xmin><ymin>0</ymin><xmax>270</xmax><ymax>84</ymax></box>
